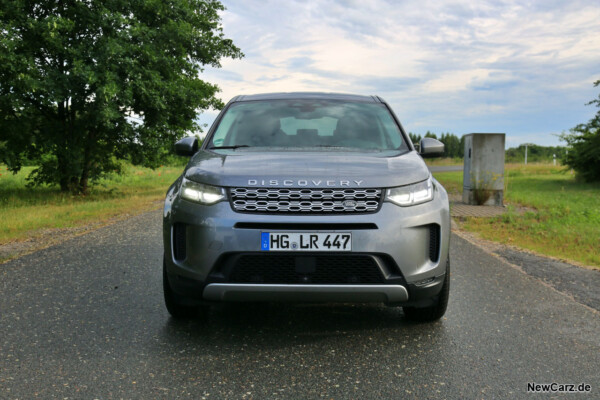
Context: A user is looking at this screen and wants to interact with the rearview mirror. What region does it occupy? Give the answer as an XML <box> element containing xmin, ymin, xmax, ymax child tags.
<box><xmin>175</xmin><ymin>136</ymin><xmax>198</xmax><ymax>157</ymax></box>
<box><xmin>419</xmin><ymin>137</ymin><xmax>444</xmax><ymax>157</ymax></box>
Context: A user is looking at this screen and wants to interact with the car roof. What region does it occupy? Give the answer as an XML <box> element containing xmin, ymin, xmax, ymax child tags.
<box><xmin>232</xmin><ymin>92</ymin><xmax>382</xmax><ymax>103</ymax></box>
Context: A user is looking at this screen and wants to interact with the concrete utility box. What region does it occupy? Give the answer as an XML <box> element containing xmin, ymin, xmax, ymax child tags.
<box><xmin>462</xmin><ymin>133</ymin><xmax>505</xmax><ymax>206</ymax></box>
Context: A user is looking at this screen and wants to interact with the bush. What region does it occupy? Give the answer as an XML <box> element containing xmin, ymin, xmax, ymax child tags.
<box><xmin>560</xmin><ymin>80</ymin><xmax>600</xmax><ymax>182</ymax></box>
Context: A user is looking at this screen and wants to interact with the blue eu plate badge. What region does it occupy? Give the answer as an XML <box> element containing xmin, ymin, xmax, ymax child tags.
<box><xmin>261</xmin><ymin>232</ymin><xmax>270</xmax><ymax>251</ymax></box>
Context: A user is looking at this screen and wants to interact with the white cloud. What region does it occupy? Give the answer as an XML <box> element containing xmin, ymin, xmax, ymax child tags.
<box><xmin>197</xmin><ymin>0</ymin><xmax>600</xmax><ymax>147</ymax></box>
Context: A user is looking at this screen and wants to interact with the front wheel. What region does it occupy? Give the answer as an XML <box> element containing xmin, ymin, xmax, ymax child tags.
<box><xmin>403</xmin><ymin>258</ymin><xmax>450</xmax><ymax>322</ymax></box>
<box><xmin>163</xmin><ymin>258</ymin><xmax>203</xmax><ymax>319</ymax></box>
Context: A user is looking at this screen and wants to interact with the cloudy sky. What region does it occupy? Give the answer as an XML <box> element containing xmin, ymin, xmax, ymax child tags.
<box><xmin>198</xmin><ymin>0</ymin><xmax>600</xmax><ymax>147</ymax></box>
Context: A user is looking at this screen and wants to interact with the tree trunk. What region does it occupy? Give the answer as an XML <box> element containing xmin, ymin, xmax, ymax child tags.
<box><xmin>57</xmin><ymin>100</ymin><xmax>71</xmax><ymax>192</ymax></box>
<box><xmin>79</xmin><ymin>130</ymin><xmax>95</xmax><ymax>195</ymax></box>
<box><xmin>58</xmin><ymin>152</ymin><xmax>70</xmax><ymax>192</ymax></box>
<box><xmin>79</xmin><ymin>166</ymin><xmax>90</xmax><ymax>195</ymax></box>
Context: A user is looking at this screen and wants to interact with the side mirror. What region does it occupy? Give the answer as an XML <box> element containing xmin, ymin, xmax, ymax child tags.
<box><xmin>419</xmin><ymin>137</ymin><xmax>444</xmax><ymax>157</ymax></box>
<box><xmin>175</xmin><ymin>136</ymin><xmax>198</xmax><ymax>157</ymax></box>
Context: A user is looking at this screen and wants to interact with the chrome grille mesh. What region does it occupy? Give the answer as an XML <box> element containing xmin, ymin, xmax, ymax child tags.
<box><xmin>230</xmin><ymin>187</ymin><xmax>382</xmax><ymax>213</ymax></box>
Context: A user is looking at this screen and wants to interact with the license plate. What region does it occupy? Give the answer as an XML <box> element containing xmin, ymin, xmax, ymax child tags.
<box><xmin>261</xmin><ymin>232</ymin><xmax>352</xmax><ymax>251</ymax></box>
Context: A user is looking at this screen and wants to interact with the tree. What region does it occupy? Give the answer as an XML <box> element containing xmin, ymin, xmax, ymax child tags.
<box><xmin>439</xmin><ymin>132</ymin><xmax>460</xmax><ymax>158</ymax></box>
<box><xmin>560</xmin><ymin>80</ymin><xmax>600</xmax><ymax>182</ymax></box>
<box><xmin>408</xmin><ymin>132</ymin><xmax>421</xmax><ymax>145</ymax></box>
<box><xmin>0</xmin><ymin>0</ymin><xmax>242</xmax><ymax>193</ymax></box>
<box><xmin>409</xmin><ymin>131</ymin><xmax>464</xmax><ymax>158</ymax></box>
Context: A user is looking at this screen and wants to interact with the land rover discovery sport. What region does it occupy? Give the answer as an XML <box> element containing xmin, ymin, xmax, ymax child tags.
<box><xmin>163</xmin><ymin>92</ymin><xmax>450</xmax><ymax>322</ymax></box>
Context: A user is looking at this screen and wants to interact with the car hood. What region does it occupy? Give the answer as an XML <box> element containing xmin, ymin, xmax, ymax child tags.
<box><xmin>184</xmin><ymin>149</ymin><xmax>430</xmax><ymax>188</ymax></box>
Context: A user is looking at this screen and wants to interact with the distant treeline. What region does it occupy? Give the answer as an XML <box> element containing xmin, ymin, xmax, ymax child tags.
<box><xmin>409</xmin><ymin>131</ymin><xmax>464</xmax><ymax>158</ymax></box>
<box><xmin>505</xmin><ymin>144</ymin><xmax>566</xmax><ymax>163</ymax></box>
<box><xmin>409</xmin><ymin>131</ymin><xmax>566</xmax><ymax>162</ymax></box>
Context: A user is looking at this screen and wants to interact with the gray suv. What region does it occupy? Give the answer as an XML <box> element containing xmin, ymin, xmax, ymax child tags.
<box><xmin>163</xmin><ymin>93</ymin><xmax>450</xmax><ymax>322</ymax></box>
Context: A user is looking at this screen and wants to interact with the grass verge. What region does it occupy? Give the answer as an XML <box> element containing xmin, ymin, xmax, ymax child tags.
<box><xmin>3</xmin><ymin>162</ymin><xmax>598</xmax><ymax>268</ymax></box>
<box><xmin>424</xmin><ymin>157</ymin><xmax>463</xmax><ymax>166</ymax></box>
<box><xmin>0</xmin><ymin>164</ymin><xmax>181</xmax><ymax>254</ymax></box>
<box><xmin>433</xmin><ymin>164</ymin><xmax>600</xmax><ymax>268</ymax></box>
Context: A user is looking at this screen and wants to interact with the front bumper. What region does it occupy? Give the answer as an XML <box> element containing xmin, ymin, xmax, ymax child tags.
<box><xmin>203</xmin><ymin>284</ymin><xmax>409</xmax><ymax>302</ymax></box>
<box><xmin>163</xmin><ymin>181</ymin><xmax>450</xmax><ymax>304</ymax></box>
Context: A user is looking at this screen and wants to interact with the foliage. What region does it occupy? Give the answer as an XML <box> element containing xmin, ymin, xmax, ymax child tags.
<box><xmin>409</xmin><ymin>131</ymin><xmax>464</xmax><ymax>158</ymax></box>
<box><xmin>472</xmin><ymin>184</ymin><xmax>492</xmax><ymax>206</ymax></box>
<box><xmin>408</xmin><ymin>132</ymin><xmax>421</xmax><ymax>145</ymax></box>
<box><xmin>471</xmin><ymin>171</ymin><xmax>501</xmax><ymax>205</ymax></box>
<box><xmin>439</xmin><ymin>132</ymin><xmax>462</xmax><ymax>158</ymax></box>
<box><xmin>560</xmin><ymin>80</ymin><xmax>600</xmax><ymax>182</ymax></box>
<box><xmin>0</xmin><ymin>0</ymin><xmax>242</xmax><ymax>193</ymax></box>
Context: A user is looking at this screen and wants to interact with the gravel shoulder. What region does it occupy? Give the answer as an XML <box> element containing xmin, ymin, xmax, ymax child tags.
<box><xmin>452</xmin><ymin>227</ymin><xmax>600</xmax><ymax>313</ymax></box>
<box><xmin>0</xmin><ymin>202</ymin><xmax>163</xmax><ymax>263</ymax></box>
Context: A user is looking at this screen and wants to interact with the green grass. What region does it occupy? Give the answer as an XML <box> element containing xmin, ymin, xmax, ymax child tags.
<box><xmin>3</xmin><ymin>162</ymin><xmax>599</xmax><ymax>268</ymax></box>
<box><xmin>424</xmin><ymin>157</ymin><xmax>463</xmax><ymax>166</ymax></box>
<box><xmin>433</xmin><ymin>164</ymin><xmax>600</xmax><ymax>268</ymax></box>
<box><xmin>0</xmin><ymin>164</ymin><xmax>182</xmax><ymax>245</ymax></box>
<box><xmin>432</xmin><ymin>171</ymin><xmax>463</xmax><ymax>195</ymax></box>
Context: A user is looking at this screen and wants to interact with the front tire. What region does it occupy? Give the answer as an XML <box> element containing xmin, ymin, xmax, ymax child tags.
<box><xmin>163</xmin><ymin>258</ymin><xmax>202</xmax><ymax>319</ymax></box>
<box><xmin>403</xmin><ymin>257</ymin><xmax>450</xmax><ymax>322</ymax></box>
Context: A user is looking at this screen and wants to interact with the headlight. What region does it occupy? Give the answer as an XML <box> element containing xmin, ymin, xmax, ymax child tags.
<box><xmin>386</xmin><ymin>177</ymin><xmax>433</xmax><ymax>206</ymax></box>
<box><xmin>180</xmin><ymin>178</ymin><xmax>226</xmax><ymax>205</ymax></box>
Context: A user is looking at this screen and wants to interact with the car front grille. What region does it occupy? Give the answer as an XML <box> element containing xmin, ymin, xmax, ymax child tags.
<box><xmin>228</xmin><ymin>254</ymin><xmax>386</xmax><ymax>284</ymax></box>
<box><xmin>229</xmin><ymin>187</ymin><xmax>382</xmax><ymax>213</ymax></box>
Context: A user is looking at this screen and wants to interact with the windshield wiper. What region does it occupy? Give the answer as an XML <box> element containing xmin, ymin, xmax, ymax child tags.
<box><xmin>208</xmin><ymin>145</ymin><xmax>251</xmax><ymax>150</ymax></box>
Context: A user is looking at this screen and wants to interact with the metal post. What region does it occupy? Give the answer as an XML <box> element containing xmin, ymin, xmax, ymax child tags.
<box><xmin>553</xmin><ymin>154</ymin><xmax>556</xmax><ymax>166</ymax></box>
<box><xmin>525</xmin><ymin>144</ymin><xmax>528</xmax><ymax>165</ymax></box>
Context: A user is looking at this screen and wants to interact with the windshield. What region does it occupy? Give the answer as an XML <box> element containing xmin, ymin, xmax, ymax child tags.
<box><xmin>208</xmin><ymin>100</ymin><xmax>409</xmax><ymax>151</ymax></box>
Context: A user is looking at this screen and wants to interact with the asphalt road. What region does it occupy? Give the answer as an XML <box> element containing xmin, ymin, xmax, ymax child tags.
<box><xmin>1</xmin><ymin>210</ymin><xmax>598</xmax><ymax>399</ymax></box>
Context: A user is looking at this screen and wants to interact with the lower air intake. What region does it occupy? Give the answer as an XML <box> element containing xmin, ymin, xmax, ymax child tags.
<box><xmin>429</xmin><ymin>224</ymin><xmax>440</xmax><ymax>262</ymax></box>
<box><xmin>229</xmin><ymin>254</ymin><xmax>385</xmax><ymax>284</ymax></box>
<box><xmin>173</xmin><ymin>223</ymin><xmax>187</xmax><ymax>261</ymax></box>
